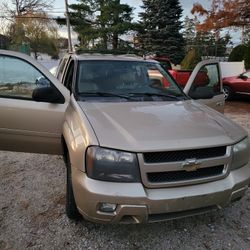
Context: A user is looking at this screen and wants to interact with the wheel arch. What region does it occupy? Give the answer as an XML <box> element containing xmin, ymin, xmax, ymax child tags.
<box><xmin>223</xmin><ymin>82</ymin><xmax>234</xmax><ymax>91</ymax></box>
<box><xmin>223</xmin><ymin>84</ymin><xmax>234</xmax><ymax>100</ymax></box>
<box><xmin>61</xmin><ymin>135</ymin><xmax>69</xmax><ymax>165</ymax></box>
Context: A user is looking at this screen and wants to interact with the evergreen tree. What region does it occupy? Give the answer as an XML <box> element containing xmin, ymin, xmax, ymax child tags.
<box><xmin>69</xmin><ymin>0</ymin><xmax>134</xmax><ymax>50</ymax></box>
<box><xmin>69</xmin><ymin>1</ymin><xmax>98</xmax><ymax>48</ymax></box>
<box><xmin>96</xmin><ymin>0</ymin><xmax>134</xmax><ymax>49</ymax></box>
<box><xmin>138</xmin><ymin>0</ymin><xmax>185</xmax><ymax>64</ymax></box>
<box><xmin>242</xmin><ymin>25</ymin><xmax>250</xmax><ymax>45</ymax></box>
<box><xmin>244</xmin><ymin>43</ymin><xmax>250</xmax><ymax>69</ymax></box>
<box><xmin>216</xmin><ymin>33</ymin><xmax>231</xmax><ymax>57</ymax></box>
<box><xmin>186</xmin><ymin>30</ymin><xmax>231</xmax><ymax>58</ymax></box>
<box><xmin>182</xmin><ymin>16</ymin><xmax>196</xmax><ymax>53</ymax></box>
<box><xmin>228</xmin><ymin>44</ymin><xmax>247</xmax><ymax>62</ymax></box>
<box><xmin>181</xmin><ymin>24</ymin><xmax>231</xmax><ymax>69</ymax></box>
<box><xmin>228</xmin><ymin>43</ymin><xmax>250</xmax><ymax>70</ymax></box>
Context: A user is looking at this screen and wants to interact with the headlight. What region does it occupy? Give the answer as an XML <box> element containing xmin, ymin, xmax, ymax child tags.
<box><xmin>86</xmin><ymin>146</ymin><xmax>141</xmax><ymax>182</ymax></box>
<box><xmin>232</xmin><ymin>137</ymin><xmax>250</xmax><ymax>170</ymax></box>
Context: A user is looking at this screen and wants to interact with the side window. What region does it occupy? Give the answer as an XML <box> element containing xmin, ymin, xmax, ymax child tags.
<box><xmin>0</xmin><ymin>55</ymin><xmax>50</xmax><ymax>100</ymax></box>
<box><xmin>63</xmin><ymin>61</ymin><xmax>74</xmax><ymax>92</ymax></box>
<box><xmin>189</xmin><ymin>64</ymin><xmax>221</xmax><ymax>99</ymax></box>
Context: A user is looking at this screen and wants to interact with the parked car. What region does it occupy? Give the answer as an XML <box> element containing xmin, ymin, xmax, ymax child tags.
<box><xmin>0</xmin><ymin>50</ymin><xmax>249</xmax><ymax>224</ymax></box>
<box><xmin>152</xmin><ymin>57</ymin><xmax>210</xmax><ymax>88</ymax></box>
<box><xmin>223</xmin><ymin>71</ymin><xmax>250</xmax><ymax>100</ymax></box>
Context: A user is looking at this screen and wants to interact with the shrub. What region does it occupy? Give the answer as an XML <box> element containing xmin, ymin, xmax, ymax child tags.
<box><xmin>228</xmin><ymin>44</ymin><xmax>247</xmax><ymax>62</ymax></box>
<box><xmin>181</xmin><ymin>49</ymin><xmax>201</xmax><ymax>69</ymax></box>
<box><xmin>244</xmin><ymin>44</ymin><xmax>250</xmax><ymax>69</ymax></box>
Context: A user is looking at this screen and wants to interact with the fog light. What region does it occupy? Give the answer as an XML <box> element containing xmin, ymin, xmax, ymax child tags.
<box><xmin>99</xmin><ymin>203</ymin><xmax>117</xmax><ymax>212</ymax></box>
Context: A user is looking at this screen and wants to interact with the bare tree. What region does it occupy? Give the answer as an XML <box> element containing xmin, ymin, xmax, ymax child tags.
<box><xmin>1</xmin><ymin>0</ymin><xmax>52</xmax><ymax>16</ymax></box>
<box><xmin>7</xmin><ymin>10</ymin><xmax>59</xmax><ymax>58</ymax></box>
<box><xmin>14</xmin><ymin>0</ymin><xmax>52</xmax><ymax>15</ymax></box>
<box><xmin>1</xmin><ymin>0</ymin><xmax>59</xmax><ymax>59</ymax></box>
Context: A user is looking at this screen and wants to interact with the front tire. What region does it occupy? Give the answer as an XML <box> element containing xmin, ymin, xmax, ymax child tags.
<box><xmin>223</xmin><ymin>86</ymin><xmax>233</xmax><ymax>100</ymax></box>
<box><xmin>65</xmin><ymin>153</ymin><xmax>81</xmax><ymax>220</ymax></box>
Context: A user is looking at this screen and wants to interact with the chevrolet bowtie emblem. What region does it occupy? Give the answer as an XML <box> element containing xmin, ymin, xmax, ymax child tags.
<box><xmin>182</xmin><ymin>159</ymin><xmax>202</xmax><ymax>172</ymax></box>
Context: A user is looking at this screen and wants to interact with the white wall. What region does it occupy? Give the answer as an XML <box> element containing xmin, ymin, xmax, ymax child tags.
<box><xmin>220</xmin><ymin>61</ymin><xmax>245</xmax><ymax>78</ymax></box>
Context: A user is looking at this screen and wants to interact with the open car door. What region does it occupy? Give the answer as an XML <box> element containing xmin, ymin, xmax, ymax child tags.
<box><xmin>183</xmin><ymin>60</ymin><xmax>224</xmax><ymax>113</ymax></box>
<box><xmin>0</xmin><ymin>50</ymin><xmax>70</xmax><ymax>154</ymax></box>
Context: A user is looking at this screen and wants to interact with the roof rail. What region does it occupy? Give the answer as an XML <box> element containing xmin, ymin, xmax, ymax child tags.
<box><xmin>76</xmin><ymin>49</ymin><xmax>140</xmax><ymax>56</ymax></box>
<box><xmin>116</xmin><ymin>54</ymin><xmax>141</xmax><ymax>58</ymax></box>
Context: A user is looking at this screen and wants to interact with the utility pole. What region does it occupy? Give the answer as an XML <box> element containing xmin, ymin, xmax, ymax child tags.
<box><xmin>65</xmin><ymin>0</ymin><xmax>73</xmax><ymax>52</ymax></box>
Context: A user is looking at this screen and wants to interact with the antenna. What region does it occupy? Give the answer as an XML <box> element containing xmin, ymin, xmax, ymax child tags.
<box><xmin>65</xmin><ymin>0</ymin><xmax>73</xmax><ymax>52</ymax></box>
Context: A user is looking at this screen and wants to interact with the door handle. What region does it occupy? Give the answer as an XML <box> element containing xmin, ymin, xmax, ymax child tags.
<box><xmin>216</xmin><ymin>102</ymin><xmax>224</xmax><ymax>106</ymax></box>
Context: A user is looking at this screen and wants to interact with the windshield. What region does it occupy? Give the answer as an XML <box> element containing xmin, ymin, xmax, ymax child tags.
<box><xmin>76</xmin><ymin>60</ymin><xmax>187</xmax><ymax>102</ymax></box>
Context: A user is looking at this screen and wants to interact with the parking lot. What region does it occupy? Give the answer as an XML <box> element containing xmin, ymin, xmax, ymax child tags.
<box><xmin>0</xmin><ymin>98</ymin><xmax>250</xmax><ymax>250</ymax></box>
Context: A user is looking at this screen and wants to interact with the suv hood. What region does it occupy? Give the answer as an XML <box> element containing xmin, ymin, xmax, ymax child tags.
<box><xmin>78</xmin><ymin>100</ymin><xmax>247</xmax><ymax>152</ymax></box>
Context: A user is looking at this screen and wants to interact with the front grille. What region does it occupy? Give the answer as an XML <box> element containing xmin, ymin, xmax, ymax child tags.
<box><xmin>143</xmin><ymin>146</ymin><xmax>226</xmax><ymax>163</ymax></box>
<box><xmin>147</xmin><ymin>165</ymin><xmax>224</xmax><ymax>183</ymax></box>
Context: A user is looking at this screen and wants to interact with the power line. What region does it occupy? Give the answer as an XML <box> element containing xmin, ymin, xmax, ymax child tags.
<box><xmin>38</xmin><ymin>11</ymin><xmax>65</xmax><ymax>13</ymax></box>
<box><xmin>24</xmin><ymin>10</ymin><xmax>65</xmax><ymax>13</ymax></box>
<box><xmin>0</xmin><ymin>15</ymin><xmax>64</xmax><ymax>20</ymax></box>
<box><xmin>45</xmin><ymin>7</ymin><xmax>65</xmax><ymax>10</ymax></box>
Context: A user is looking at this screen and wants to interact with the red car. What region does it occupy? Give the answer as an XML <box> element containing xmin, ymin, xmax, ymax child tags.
<box><xmin>152</xmin><ymin>57</ymin><xmax>209</xmax><ymax>88</ymax></box>
<box><xmin>223</xmin><ymin>71</ymin><xmax>250</xmax><ymax>100</ymax></box>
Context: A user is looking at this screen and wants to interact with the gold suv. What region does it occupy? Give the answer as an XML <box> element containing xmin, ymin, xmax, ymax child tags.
<box><xmin>0</xmin><ymin>50</ymin><xmax>249</xmax><ymax>223</ymax></box>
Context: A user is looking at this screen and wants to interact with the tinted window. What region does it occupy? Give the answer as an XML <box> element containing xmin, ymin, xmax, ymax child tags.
<box><xmin>0</xmin><ymin>55</ymin><xmax>50</xmax><ymax>100</ymax></box>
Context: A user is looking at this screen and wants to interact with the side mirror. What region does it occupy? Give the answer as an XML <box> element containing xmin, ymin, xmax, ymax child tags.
<box><xmin>238</xmin><ymin>74</ymin><xmax>247</xmax><ymax>80</ymax></box>
<box><xmin>32</xmin><ymin>86</ymin><xmax>65</xmax><ymax>104</ymax></box>
<box><xmin>188</xmin><ymin>86</ymin><xmax>214</xmax><ymax>99</ymax></box>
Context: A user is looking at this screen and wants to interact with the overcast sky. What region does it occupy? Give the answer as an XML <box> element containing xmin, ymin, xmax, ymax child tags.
<box><xmin>53</xmin><ymin>0</ymin><xmax>207</xmax><ymax>19</ymax></box>
<box><xmin>52</xmin><ymin>0</ymin><xmax>212</xmax><ymax>40</ymax></box>
<box><xmin>0</xmin><ymin>0</ymin><xmax>240</xmax><ymax>45</ymax></box>
<box><xmin>0</xmin><ymin>0</ymin><xmax>208</xmax><ymax>20</ymax></box>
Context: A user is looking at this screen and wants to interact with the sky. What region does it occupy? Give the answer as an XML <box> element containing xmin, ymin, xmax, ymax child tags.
<box><xmin>52</xmin><ymin>0</ymin><xmax>206</xmax><ymax>20</ymax></box>
<box><xmin>52</xmin><ymin>0</ymin><xmax>211</xmax><ymax>41</ymax></box>
<box><xmin>0</xmin><ymin>0</ymin><xmax>241</xmax><ymax>45</ymax></box>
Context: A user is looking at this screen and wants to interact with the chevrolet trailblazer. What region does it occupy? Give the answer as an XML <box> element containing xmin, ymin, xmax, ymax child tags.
<box><xmin>0</xmin><ymin>50</ymin><xmax>249</xmax><ymax>223</ymax></box>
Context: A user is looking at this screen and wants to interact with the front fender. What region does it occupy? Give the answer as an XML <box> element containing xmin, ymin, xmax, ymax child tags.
<box><xmin>62</xmin><ymin>97</ymin><xmax>99</xmax><ymax>172</ymax></box>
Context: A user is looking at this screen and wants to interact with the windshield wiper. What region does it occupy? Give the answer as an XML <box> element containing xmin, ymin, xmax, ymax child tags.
<box><xmin>78</xmin><ymin>92</ymin><xmax>136</xmax><ymax>100</ymax></box>
<box><xmin>128</xmin><ymin>92</ymin><xmax>184</xmax><ymax>100</ymax></box>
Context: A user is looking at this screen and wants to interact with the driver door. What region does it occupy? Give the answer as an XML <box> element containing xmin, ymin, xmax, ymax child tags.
<box><xmin>184</xmin><ymin>60</ymin><xmax>225</xmax><ymax>113</ymax></box>
<box><xmin>0</xmin><ymin>50</ymin><xmax>70</xmax><ymax>154</ymax></box>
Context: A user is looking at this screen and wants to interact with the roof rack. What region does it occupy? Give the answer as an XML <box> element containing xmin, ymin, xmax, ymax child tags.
<box><xmin>76</xmin><ymin>49</ymin><xmax>140</xmax><ymax>56</ymax></box>
<box><xmin>116</xmin><ymin>54</ymin><xmax>142</xmax><ymax>58</ymax></box>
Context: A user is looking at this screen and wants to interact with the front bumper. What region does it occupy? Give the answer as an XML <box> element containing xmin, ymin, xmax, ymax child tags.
<box><xmin>72</xmin><ymin>162</ymin><xmax>250</xmax><ymax>224</ymax></box>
